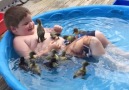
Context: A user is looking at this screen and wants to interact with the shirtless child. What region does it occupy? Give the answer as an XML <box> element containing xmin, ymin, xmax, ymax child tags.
<box><xmin>4</xmin><ymin>6</ymin><xmax>109</xmax><ymax>59</ymax></box>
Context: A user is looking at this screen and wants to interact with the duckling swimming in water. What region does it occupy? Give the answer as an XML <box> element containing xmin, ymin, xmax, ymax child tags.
<box><xmin>73</xmin><ymin>61</ymin><xmax>89</xmax><ymax>79</ymax></box>
<box><xmin>30</xmin><ymin>61</ymin><xmax>41</xmax><ymax>75</ymax></box>
<box><xmin>19</xmin><ymin>57</ymin><xmax>29</xmax><ymax>71</ymax></box>
<box><xmin>43</xmin><ymin>57</ymin><xmax>58</xmax><ymax>69</ymax></box>
<box><xmin>36</xmin><ymin>19</ymin><xmax>46</xmax><ymax>43</ymax></box>
<box><xmin>46</xmin><ymin>49</ymin><xmax>59</xmax><ymax>61</ymax></box>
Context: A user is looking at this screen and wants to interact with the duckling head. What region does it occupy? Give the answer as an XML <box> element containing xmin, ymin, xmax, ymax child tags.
<box><xmin>51</xmin><ymin>49</ymin><xmax>57</xmax><ymax>54</ymax></box>
<box><xmin>19</xmin><ymin>57</ymin><xmax>25</xmax><ymax>64</ymax></box>
<box><xmin>82</xmin><ymin>61</ymin><xmax>89</xmax><ymax>67</ymax></box>
<box><xmin>61</xmin><ymin>51</ymin><xmax>66</xmax><ymax>56</ymax></box>
<box><xmin>73</xmin><ymin>28</ymin><xmax>79</xmax><ymax>34</ymax></box>
<box><xmin>29</xmin><ymin>51</ymin><xmax>36</xmax><ymax>59</ymax></box>
<box><xmin>36</xmin><ymin>19</ymin><xmax>42</xmax><ymax>25</ymax></box>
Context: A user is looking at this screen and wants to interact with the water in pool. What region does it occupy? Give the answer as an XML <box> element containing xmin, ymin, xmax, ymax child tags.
<box><xmin>9</xmin><ymin>16</ymin><xmax>129</xmax><ymax>90</ymax></box>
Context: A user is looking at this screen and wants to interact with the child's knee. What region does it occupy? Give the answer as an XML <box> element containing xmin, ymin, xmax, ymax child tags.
<box><xmin>91</xmin><ymin>37</ymin><xmax>101</xmax><ymax>45</ymax></box>
<box><xmin>90</xmin><ymin>37</ymin><xmax>106</xmax><ymax>55</ymax></box>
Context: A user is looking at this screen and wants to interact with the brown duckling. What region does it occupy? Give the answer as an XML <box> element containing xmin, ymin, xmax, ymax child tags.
<box><xmin>30</xmin><ymin>61</ymin><xmax>41</xmax><ymax>75</ymax></box>
<box><xmin>73</xmin><ymin>61</ymin><xmax>89</xmax><ymax>79</ymax></box>
<box><xmin>36</xmin><ymin>18</ymin><xmax>46</xmax><ymax>43</ymax></box>
<box><xmin>19</xmin><ymin>57</ymin><xmax>29</xmax><ymax>71</ymax></box>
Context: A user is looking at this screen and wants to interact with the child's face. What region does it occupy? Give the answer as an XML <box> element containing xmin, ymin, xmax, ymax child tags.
<box><xmin>13</xmin><ymin>14</ymin><xmax>35</xmax><ymax>36</ymax></box>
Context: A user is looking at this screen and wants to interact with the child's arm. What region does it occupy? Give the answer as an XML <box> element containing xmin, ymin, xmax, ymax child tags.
<box><xmin>13</xmin><ymin>37</ymin><xmax>33</xmax><ymax>59</ymax></box>
<box><xmin>13</xmin><ymin>36</ymin><xmax>61</xmax><ymax>59</ymax></box>
<box><xmin>35</xmin><ymin>41</ymin><xmax>61</xmax><ymax>58</ymax></box>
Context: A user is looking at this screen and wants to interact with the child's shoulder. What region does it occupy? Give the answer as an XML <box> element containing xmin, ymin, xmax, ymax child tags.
<box><xmin>13</xmin><ymin>36</ymin><xmax>25</xmax><ymax>43</ymax></box>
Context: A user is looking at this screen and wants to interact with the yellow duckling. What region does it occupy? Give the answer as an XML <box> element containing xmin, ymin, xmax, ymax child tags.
<box><xmin>73</xmin><ymin>61</ymin><xmax>89</xmax><ymax>79</ymax></box>
<box><xmin>29</xmin><ymin>51</ymin><xmax>36</xmax><ymax>59</ymax></box>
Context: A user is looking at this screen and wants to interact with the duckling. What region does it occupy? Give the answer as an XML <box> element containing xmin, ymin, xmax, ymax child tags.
<box><xmin>73</xmin><ymin>28</ymin><xmax>86</xmax><ymax>37</ymax></box>
<box><xmin>59</xmin><ymin>51</ymin><xmax>67</xmax><ymax>61</ymax></box>
<box><xmin>63</xmin><ymin>35</ymin><xmax>76</xmax><ymax>45</ymax></box>
<box><xmin>29</xmin><ymin>51</ymin><xmax>36</xmax><ymax>59</ymax></box>
<box><xmin>73</xmin><ymin>61</ymin><xmax>89</xmax><ymax>79</ymax></box>
<box><xmin>46</xmin><ymin>49</ymin><xmax>59</xmax><ymax>60</ymax></box>
<box><xmin>36</xmin><ymin>19</ymin><xmax>46</xmax><ymax>43</ymax></box>
<box><xmin>44</xmin><ymin>57</ymin><xmax>58</xmax><ymax>69</ymax></box>
<box><xmin>50</xmin><ymin>32</ymin><xmax>60</xmax><ymax>40</ymax></box>
<box><xmin>30</xmin><ymin>61</ymin><xmax>41</xmax><ymax>75</ymax></box>
<box><xmin>19</xmin><ymin>57</ymin><xmax>29</xmax><ymax>71</ymax></box>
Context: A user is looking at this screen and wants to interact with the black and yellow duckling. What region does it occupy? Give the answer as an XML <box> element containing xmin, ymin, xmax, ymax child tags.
<box><xmin>59</xmin><ymin>51</ymin><xmax>67</xmax><ymax>61</ymax></box>
<box><xmin>19</xmin><ymin>57</ymin><xmax>29</xmax><ymax>71</ymax></box>
<box><xmin>73</xmin><ymin>28</ymin><xmax>86</xmax><ymax>36</ymax></box>
<box><xmin>36</xmin><ymin>19</ymin><xmax>46</xmax><ymax>43</ymax></box>
<box><xmin>45</xmin><ymin>49</ymin><xmax>59</xmax><ymax>61</ymax></box>
<box><xmin>29</xmin><ymin>51</ymin><xmax>36</xmax><ymax>59</ymax></box>
<box><xmin>73</xmin><ymin>61</ymin><xmax>89</xmax><ymax>79</ymax></box>
<box><xmin>63</xmin><ymin>35</ymin><xmax>76</xmax><ymax>45</ymax></box>
<box><xmin>29</xmin><ymin>61</ymin><xmax>41</xmax><ymax>75</ymax></box>
<box><xmin>50</xmin><ymin>32</ymin><xmax>60</xmax><ymax>40</ymax></box>
<box><xmin>43</xmin><ymin>57</ymin><xmax>58</xmax><ymax>69</ymax></box>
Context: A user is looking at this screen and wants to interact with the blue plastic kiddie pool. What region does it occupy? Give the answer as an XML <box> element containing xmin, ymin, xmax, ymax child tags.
<box><xmin>1</xmin><ymin>5</ymin><xmax>129</xmax><ymax>90</ymax></box>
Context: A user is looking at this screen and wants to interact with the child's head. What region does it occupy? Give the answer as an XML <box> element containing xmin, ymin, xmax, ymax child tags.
<box><xmin>4</xmin><ymin>6</ymin><xmax>35</xmax><ymax>36</ymax></box>
<box><xmin>4</xmin><ymin>6</ymin><xmax>31</xmax><ymax>30</ymax></box>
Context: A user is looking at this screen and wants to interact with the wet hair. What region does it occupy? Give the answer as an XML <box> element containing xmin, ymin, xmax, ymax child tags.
<box><xmin>4</xmin><ymin>6</ymin><xmax>31</xmax><ymax>30</ymax></box>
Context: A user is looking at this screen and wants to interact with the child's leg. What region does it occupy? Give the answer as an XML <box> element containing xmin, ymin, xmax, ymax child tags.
<box><xmin>65</xmin><ymin>36</ymin><xmax>105</xmax><ymax>57</ymax></box>
<box><xmin>95</xmin><ymin>30</ymin><xmax>110</xmax><ymax>48</ymax></box>
<box><xmin>86</xmin><ymin>36</ymin><xmax>105</xmax><ymax>56</ymax></box>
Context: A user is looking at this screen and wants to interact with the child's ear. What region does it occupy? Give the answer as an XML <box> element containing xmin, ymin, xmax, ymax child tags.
<box><xmin>10</xmin><ymin>26</ymin><xmax>17</xmax><ymax>34</ymax></box>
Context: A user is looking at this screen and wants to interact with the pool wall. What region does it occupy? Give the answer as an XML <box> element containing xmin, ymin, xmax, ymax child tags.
<box><xmin>1</xmin><ymin>5</ymin><xmax>129</xmax><ymax>90</ymax></box>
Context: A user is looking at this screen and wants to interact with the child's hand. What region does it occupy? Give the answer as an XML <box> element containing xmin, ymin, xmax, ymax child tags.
<box><xmin>48</xmin><ymin>41</ymin><xmax>61</xmax><ymax>51</ymax></box>
<box><xmin>53</xmin><ymin>25</ymin><xmax>62</xmax><ymax>33</ymax></box>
